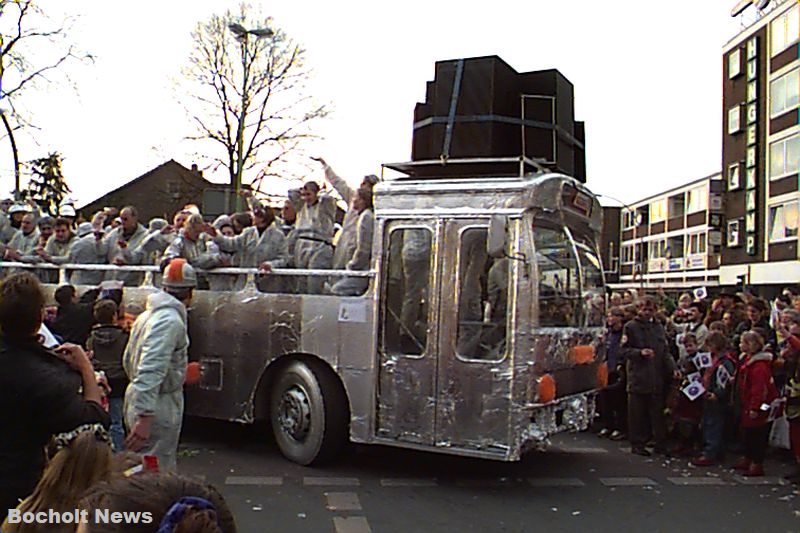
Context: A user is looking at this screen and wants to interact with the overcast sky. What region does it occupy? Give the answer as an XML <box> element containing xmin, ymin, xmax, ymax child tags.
<box><xmin>0</xmin><ymin>1</ymin><xmax>750</xmax><ymax>208</ymax></box>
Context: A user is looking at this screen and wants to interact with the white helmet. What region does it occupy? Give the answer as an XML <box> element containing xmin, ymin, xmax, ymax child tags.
<box><xmin>8</xmin><ymin>203</ymin><xmax>30</xmax><ymax>214</ymax></box>
<box><xmin>76</xmin><ymin>222</ymin><xmax>94</xmax><ymax>238</ymax></box>
<box><xmin>58</xmin><ymin>204</ymin><xmax>76</xmax><ymax>217</ymax></box>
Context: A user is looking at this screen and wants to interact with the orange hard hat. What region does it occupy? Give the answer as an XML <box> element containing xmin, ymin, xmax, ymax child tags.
<box><xmin>162</xmin><ymin>258</ymin><xmax>197</xmax><ymax>289</ymax></box>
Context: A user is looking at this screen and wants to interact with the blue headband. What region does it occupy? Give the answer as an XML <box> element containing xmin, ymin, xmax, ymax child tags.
<box><xmin>156</xmin><ymin>496</ymin><xmax>217</xmax><ymax>533</ymax></box>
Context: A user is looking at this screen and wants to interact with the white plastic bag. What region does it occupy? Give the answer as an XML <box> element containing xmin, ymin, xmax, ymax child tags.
<box><xmin>769</xmin><ymin>414</ymin><xmax>791</xmax><ymax>450</ymax></box>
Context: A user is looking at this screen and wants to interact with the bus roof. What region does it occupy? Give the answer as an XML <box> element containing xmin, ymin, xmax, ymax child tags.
<box><xmin>373</xmin><ymin>173</ymin><xmax>601</xmax><ymax>232</ymax></box>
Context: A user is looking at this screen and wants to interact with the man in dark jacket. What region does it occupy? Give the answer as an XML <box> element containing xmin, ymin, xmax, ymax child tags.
<box><xmin>622</xmin><ymin>296</ymin><xmax>681</xmax><ymax>456</ymax></box>
<box><xmin>0</xmin><ymin>273</ymin><xmax>109</xmax><ymax>522</ymax></box>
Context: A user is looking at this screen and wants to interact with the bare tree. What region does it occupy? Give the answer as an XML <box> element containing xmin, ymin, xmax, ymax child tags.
<box><xmin>0</xmin><ymin>0</ymin><xmax>93</xmax><ymax>198</ymax></box>
<box><xmin>182</xmin><ymin>3</ymin><xmax>328</xmax><ymax>209</ymax></box>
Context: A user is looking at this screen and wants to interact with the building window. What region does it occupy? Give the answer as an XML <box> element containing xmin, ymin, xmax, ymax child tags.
<box><xmin>727</xmin><ymin>219</ymin><xmax>742</xmax><ymax>247</ymax></box>
<box><xmin>728</xmin><ymin>162</ymin><xmax>741</xmax><ymax>191</ymax></box>
<box><xmin>649</xmin><ymin>238</ymin><xmax>667</xmax><ymax>260</ymax></box>
<box><xmin>728</xmin><ymin>106</ymin><xmax>742</xmax><ymax>134</ymax></box>
<box><xmin>649</xmin><ymin>199</ymin><xmax>667</xmax><ymax>224</ymax></box>
<box><xmin>621</xmin><ymin>245</ymin><xmax>634</xmax><ymax>264</ymax></box>
<box><xmin>728</xmin><ymin>49</ymin><xmax>742</xmax><ymax>79</ymax></box>
<box><xmin>686</xmin><ymin>186</ymin><xmax>708</xmax><ymax>214</ymax></box>
<box><xmin>686</xmin><ymin>233</ymin><xmax>707</xmax><ymax>256</ymax></box>
<box><xmin>667</xmin><ymin>235</ymin><xmax>684</xmax><ymax>258</ymax></box>
<box><xmin>769</xmin><ymin>133</ymin><xmax>800</xmax><ymax>180</ymax></box>
<box><xmin>771</xmin><ymin>4</ymin><xmax>800</xmax><ymax>56</ymax></box>
<box><xmin>769</xmin><ymin>200</ymin><xmax>799</xmax><ymax>242</ymax></box>
<box><xmin>622</xmin><ymin>210</ymin><xmax>636</xmax><ymax>229</ymax></box>
<box><xmin>668</xmin><ymin>194</ymin><xmax>685</xmax><ymax>219</ymax></box>
<box><xmin>770</xmin><ymin>68</ymin><xmax>800</xmax><ymax>118</ymax></box>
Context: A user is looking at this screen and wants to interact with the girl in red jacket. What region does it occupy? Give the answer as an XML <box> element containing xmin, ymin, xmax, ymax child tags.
<box><xmin>735</xmin><ymin>331</ymin><xmax>779</xmax><ymax>477</ymax></box>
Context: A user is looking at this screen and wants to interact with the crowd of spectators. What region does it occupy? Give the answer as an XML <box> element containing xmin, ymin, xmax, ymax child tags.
<box><xmin>0</xmin><ymin>272</ymin><xmax>235</xmax><ymax>532</ymax></box>
<box><xmin>0</xmin><ymin>158</ymin><xmax>377</xmax><ymax>296</ymax></box>
<box><xmin>597</xmin><ymin>286</ymin><xmax>800</xmax><ymax>481</ymax></box>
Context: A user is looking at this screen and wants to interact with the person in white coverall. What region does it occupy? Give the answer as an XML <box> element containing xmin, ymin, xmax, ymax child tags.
<box><xmin>311</xmin><ymin>157</ymin><xmax>379</xmax><ymax>270</ymax></box>
<box><xmin>123</xmin><ymin>258</ymin><xmax>196</xmax><ymax>470</ymax></box>
<box><xmin>293</xmin><ymin>181</ymin><xmax>336</xmax><ymax>294</ymax></box>
<box><xmin>329</xmin><ymin>187</ymin><xmax>374</xmax><ymax>296</ymax></box>
<box><xmin>212</xmin><ymin>206</ymin><xmax>289</xmax><ymax>292</ymax></box>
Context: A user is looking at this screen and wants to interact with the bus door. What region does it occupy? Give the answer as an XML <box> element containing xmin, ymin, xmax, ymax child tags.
<box><xmin>436</xmin><ymin>219</ymin><xmax>514</xmax><ymax>455</ymax></box>
<box><xmin>376</xmin><ymin>220</ymin><xmax>441</xmax><ymax>444</ymax></box>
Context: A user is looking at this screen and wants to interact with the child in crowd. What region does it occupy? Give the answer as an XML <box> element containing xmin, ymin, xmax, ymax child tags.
<box><xmin>670</xmin><ymin>333</ymin><xmax>704</xmax><ymax>455</ymax></box>
<box><xmin>2</xmin><ymin>424</ymin><xmax>112</xmax><ymax>533</ymax></box>
<box><xmin>78</xmin><ymin>472</ymin><xmax>237</xmax><ymax>533</ymax></box>
<box><xmin>692</xmin><ymin>331</ymin><xmax>737</xmax><ymax>466</ymax></box>
<box><xmin>88</xmin><ymin>299</ymin><xmax>130</xmax><ymax>452</ymax></box>
<box><xmin>735</xmin><ymin>331</ymin><xmax>779</xmax><ymax>477</ymax></box>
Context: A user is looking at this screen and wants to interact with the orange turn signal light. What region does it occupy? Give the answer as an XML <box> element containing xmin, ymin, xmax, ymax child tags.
<box><xmin>185</xmin><ymin>362</ymin><xmax>202</xmax><ymax>386</ymax></box>
<box><xmin>573</xmin><ymin>344</ymin><xmax>595</xmax><ymax>365</ymax></box>
<box><xmin>537</xmin><ymin>374</ymin><xmax>556</xmax><ymax>404</ymax></box>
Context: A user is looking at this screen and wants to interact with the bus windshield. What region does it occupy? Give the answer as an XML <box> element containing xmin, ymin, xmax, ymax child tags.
<box><xmin>532</xmin><ymin>222</ymin><xmax>605</xmax><ymax>328</ymax></box>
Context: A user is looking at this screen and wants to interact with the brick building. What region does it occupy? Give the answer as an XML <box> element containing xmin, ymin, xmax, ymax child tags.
<box><xmin>605</xmin><ymin>173</ymin><xmax>724</xmax><ymax>290</ymax></box>
<box><xmin>721</xmin><ymin>0</ymin><xmax>799</xmax><ymax>291</ymax></box>
<box><xmin>80</xmin><ymin>160</ymin><xmax>214</xmax><ymax>223</ymax></box>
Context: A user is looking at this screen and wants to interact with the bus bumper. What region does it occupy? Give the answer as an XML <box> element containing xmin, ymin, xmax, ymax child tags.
<box><xmin>518</xmin><ymin>391</ymin><xmax>597</xmax><ymax>456</ymax></box>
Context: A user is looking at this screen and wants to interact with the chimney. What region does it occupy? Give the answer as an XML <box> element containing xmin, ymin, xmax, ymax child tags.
<box><xmin>191</xmin><ymin>163</ymin><xmax>203</xmax><ymax>177</ymax></box>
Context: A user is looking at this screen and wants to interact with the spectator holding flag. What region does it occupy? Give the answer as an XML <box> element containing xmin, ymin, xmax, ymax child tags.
<box><xmin>692</xmin><ymin>331</ymin><xmax>737</xmax><ymax>467</ymax></box>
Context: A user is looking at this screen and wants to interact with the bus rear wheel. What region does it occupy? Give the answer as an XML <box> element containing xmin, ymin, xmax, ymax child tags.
<box><xmin>270</xmin><ymin>359</ymin><xmax>348</xmax><ymax>465</ymax></box>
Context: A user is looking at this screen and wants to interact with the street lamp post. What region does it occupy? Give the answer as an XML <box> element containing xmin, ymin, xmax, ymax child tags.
<box><xmin>228</xmin><ymin>22</ymin><xmax>273</xmax><ymax>212</ymax></box>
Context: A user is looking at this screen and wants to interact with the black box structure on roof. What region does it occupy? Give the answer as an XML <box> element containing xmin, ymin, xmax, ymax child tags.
<box><xmin>409</xmin><ymin>55</ymin><xmax>586</xmax><ymax>182</ymax></box>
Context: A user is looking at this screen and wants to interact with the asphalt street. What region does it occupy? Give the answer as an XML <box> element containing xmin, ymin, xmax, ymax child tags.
<box><xmin>177</xmin><ymin>419</ymin><xmax>800</xmax><ymax>533</ymax></box>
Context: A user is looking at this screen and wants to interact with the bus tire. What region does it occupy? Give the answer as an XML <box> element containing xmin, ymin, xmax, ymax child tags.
<box><xmin>269</xmin><ymin>358</ymin><xmax>348</xmax><ymax>465</ymax></box>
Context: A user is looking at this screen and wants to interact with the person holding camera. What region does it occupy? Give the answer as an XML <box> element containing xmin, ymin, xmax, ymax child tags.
<box><xmin>0</xmin><ymin>273</ymin><xmax>109</xmax><ymax>523</ymax></box>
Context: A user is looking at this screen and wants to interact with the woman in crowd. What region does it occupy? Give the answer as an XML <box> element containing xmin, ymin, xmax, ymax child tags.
<box><xmin>0</xmin><ymin>273</ymin><xmax>109</xmax><ymax>523</ymax></box>
<box><xmin>2</xmin><ymin>424</ymin><xmax>113</xmax><ymax>532</ymax></box>
<box><xmin>78</xmin><ymin>472</ymin><xmax>237</xmax><ymax>533</ymax></box>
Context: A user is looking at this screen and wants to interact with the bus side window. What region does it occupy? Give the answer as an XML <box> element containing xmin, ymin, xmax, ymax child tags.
<box><xmin>533</xmin><ymin>225</ymin><xmax>583</xmax><ymax>327</ymax></box>
<box><xmin>575</xmin><ymin>238</ymin><xmax>606</xmax><ymax>327</ymax></box>
<box><xmin>456</xmin><ymin>227</ymin><xmax>508</xmax><ymax>361</ymax></box>
<box><xmin>383</xmin><ymin>227</ymin><xmax>432</xmax><ymax>355</ymax></box>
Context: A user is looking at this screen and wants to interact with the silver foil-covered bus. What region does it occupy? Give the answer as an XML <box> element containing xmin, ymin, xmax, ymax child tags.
<box><xmin>19</xmin><ymin>171</ymin><xmax>607</xmax><ymax>464</ymax></box>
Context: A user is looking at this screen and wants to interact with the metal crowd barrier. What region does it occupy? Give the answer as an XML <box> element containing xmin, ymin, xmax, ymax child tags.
<box><xmin>0</xmin><ymin>261</ymin><xmax>376</xmax><ymax>292</ymax></box>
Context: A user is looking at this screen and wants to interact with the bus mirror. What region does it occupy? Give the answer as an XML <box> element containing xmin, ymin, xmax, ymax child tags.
<box><xmin>487</xmin><ymin>216</ymin><xmax>507</xmax><ymax>258</ymax></box>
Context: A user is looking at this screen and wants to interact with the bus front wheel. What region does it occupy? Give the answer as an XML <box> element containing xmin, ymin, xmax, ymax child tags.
<box><xmin>270</xmin><ymin>359</ymin><xmax>348</xmax><ymax>465</ymax></box>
